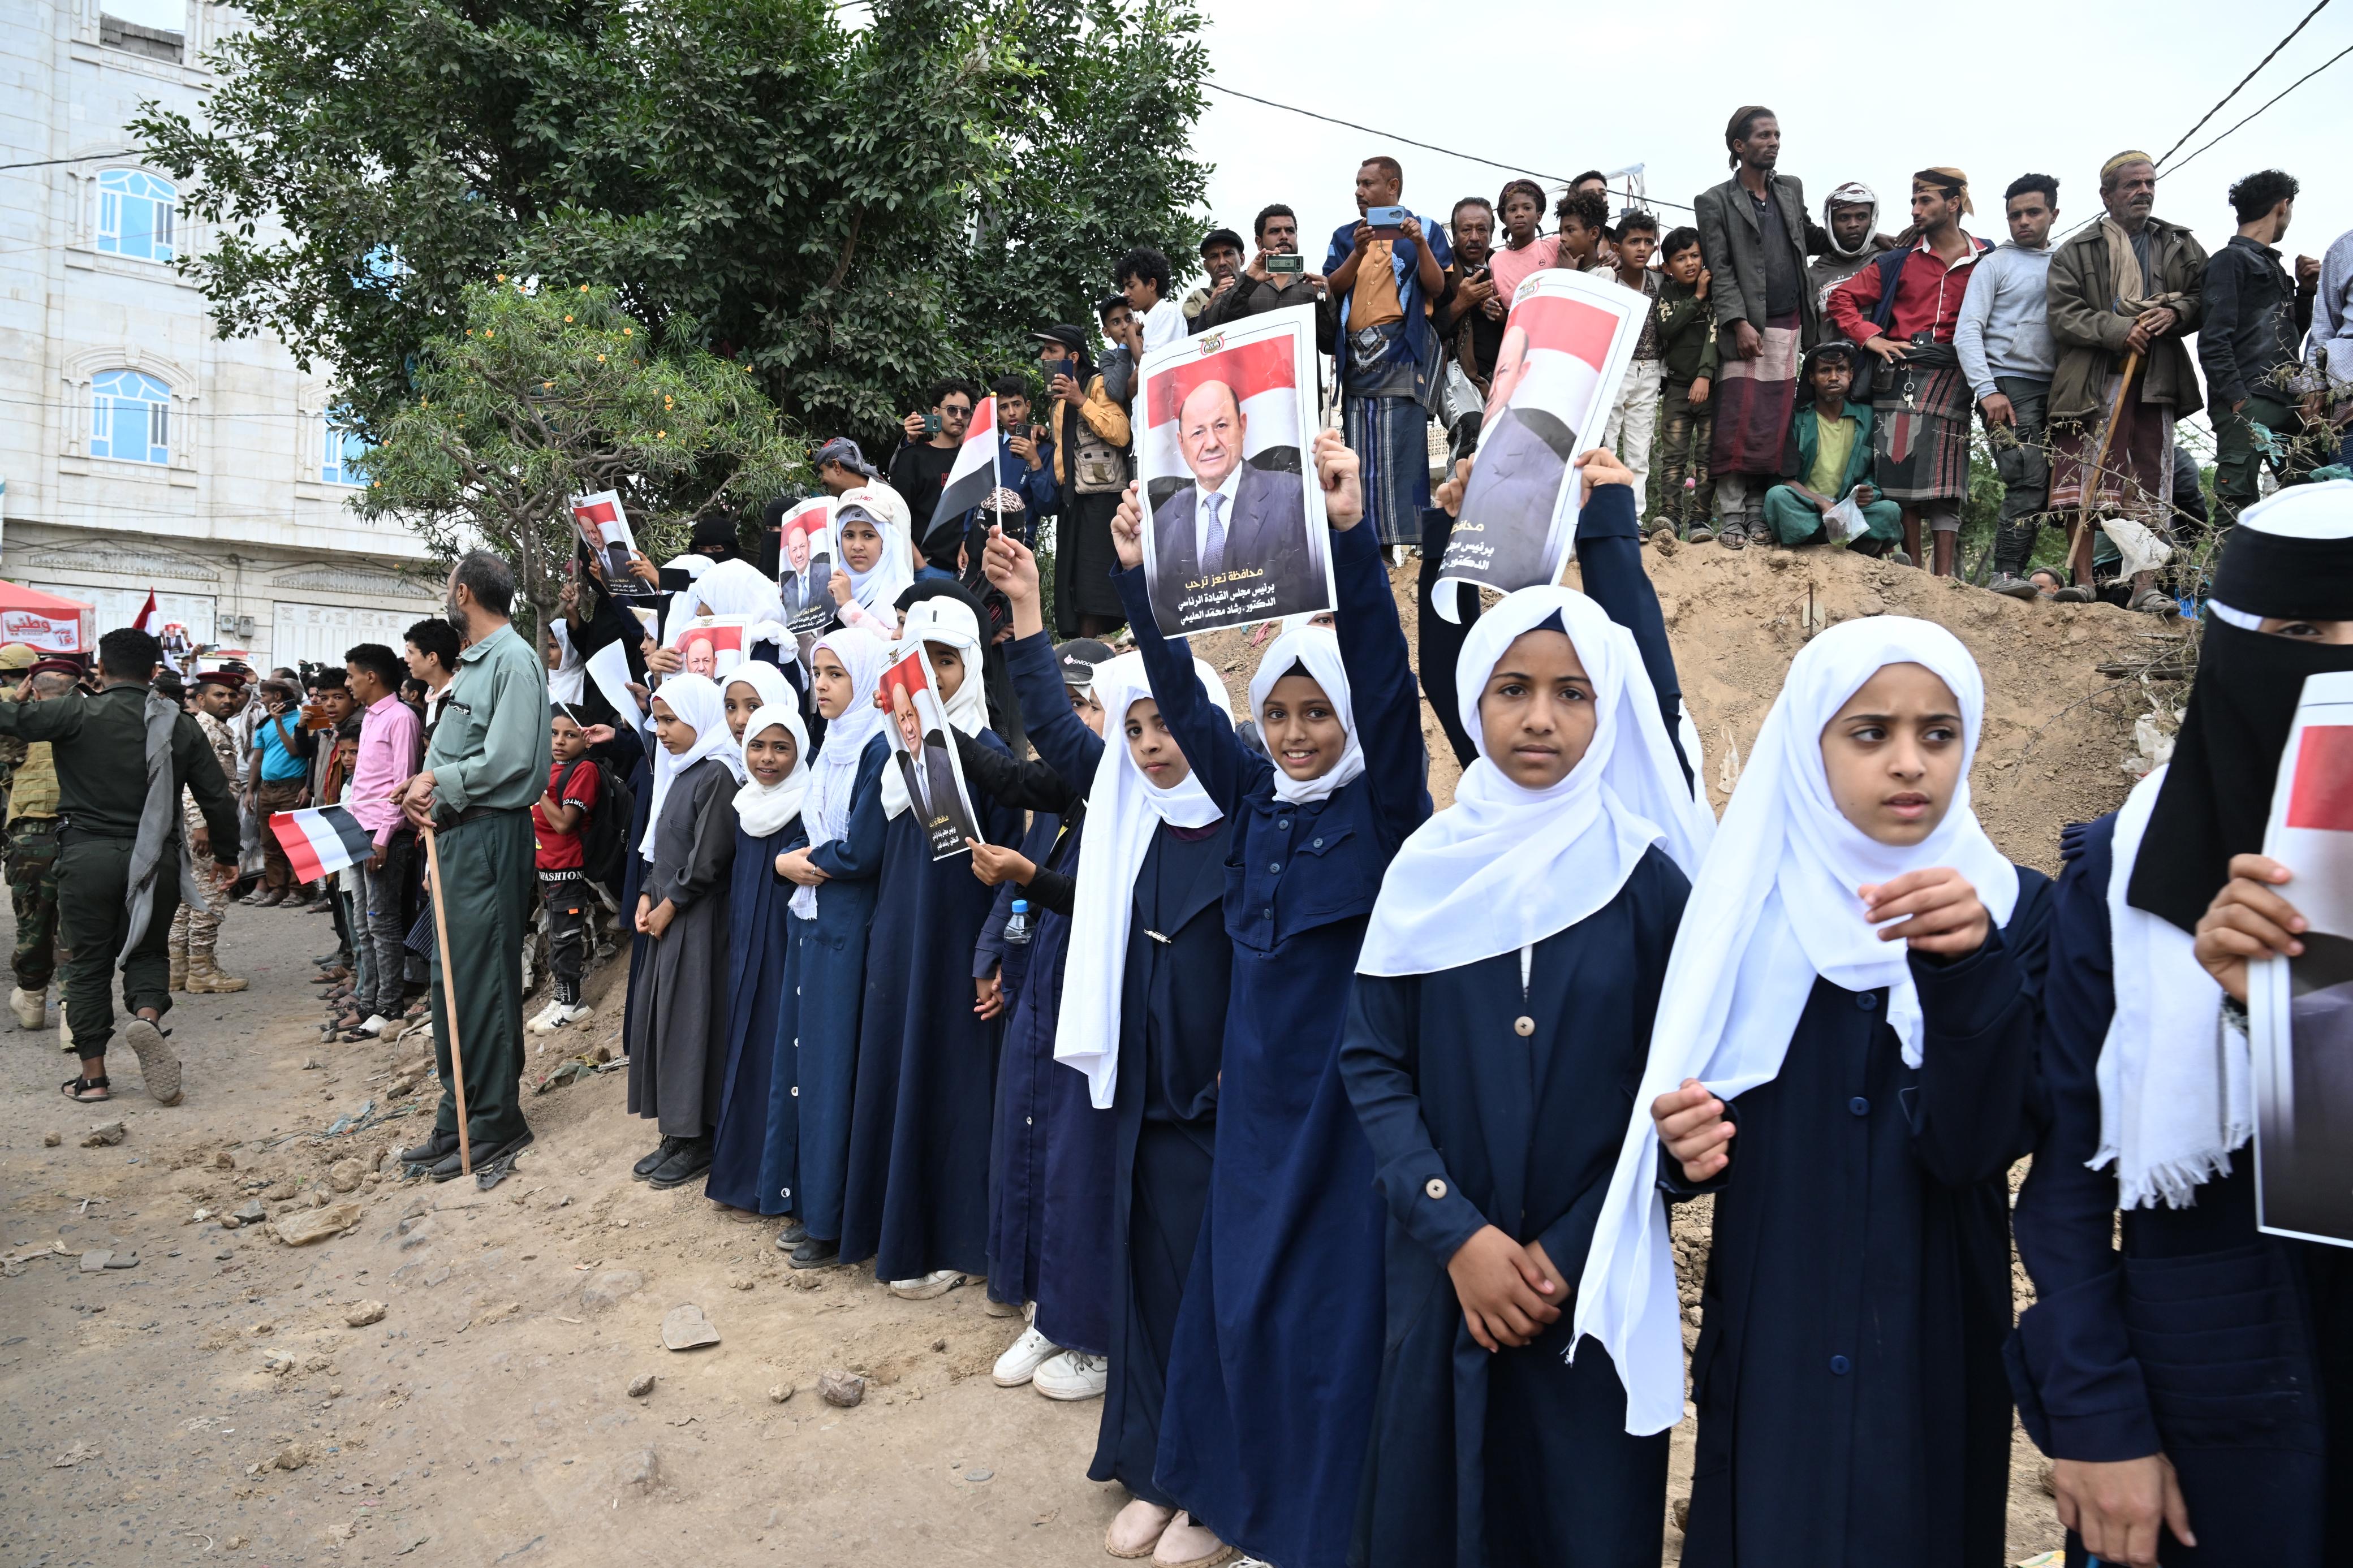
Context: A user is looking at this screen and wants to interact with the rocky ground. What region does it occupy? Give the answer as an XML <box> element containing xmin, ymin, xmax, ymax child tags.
<box><xmin>4</xmin><ymin>539</ymin><xmax>2144</xmax><ymax>1565</ymax></box>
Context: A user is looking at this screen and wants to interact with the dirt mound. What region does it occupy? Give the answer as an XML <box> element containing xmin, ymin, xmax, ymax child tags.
<box><xmin>1187</xmin><ymin>538</ymin><xmax>2184</xmax><ymax>871</ymax></box>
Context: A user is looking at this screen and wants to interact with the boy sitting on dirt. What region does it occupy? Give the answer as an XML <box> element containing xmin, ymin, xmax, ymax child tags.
<box><xmin>1762</xmin><ymin>342</ymin><xmax>1905</xmax><ymax>557</ymax></box>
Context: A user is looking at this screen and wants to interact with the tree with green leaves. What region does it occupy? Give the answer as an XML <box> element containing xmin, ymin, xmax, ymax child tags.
<box><xmin>137</xmin><ymin>0</ymin><xmax>1208</xmax><ymax>512</ymax></box>
<box><xmin>357</xmin><ymin>280</ymin><xmax>799</xmax><ymax>635</ymax></box>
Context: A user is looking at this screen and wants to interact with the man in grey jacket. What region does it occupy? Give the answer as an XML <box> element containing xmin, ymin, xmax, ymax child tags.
<box><xmin>1695</xmin><ymin>105</ymin><xmax>1835</xmax><ymax>547</ymax></box>
<box><xmin>1956</xmin><ymin>174</ymin><xmax>2064</xmax><ymax>600</ymax></box>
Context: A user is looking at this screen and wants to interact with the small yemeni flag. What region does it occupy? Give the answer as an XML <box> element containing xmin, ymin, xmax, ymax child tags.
<box><xmin>1140</xmin><ymin>336</ymin><xmax>1300</xmax><ymax>481</ymax></box>
<box><xmin>269</xmin><ymin>806</ymin><xmax>376</xmax><ymax>882</ymax></box>
<box><xmin>923</xmin><ymin>394</ymin><xmax>1000</xmax><ymax>547</ymax></box>
<box><xmin>131</xmin><ymin>590</ymin><xmax>158</xmax><ymax>633</ymax></box>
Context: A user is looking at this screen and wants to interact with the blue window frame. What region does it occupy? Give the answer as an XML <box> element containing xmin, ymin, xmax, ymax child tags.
<box><xmin>322</xmin><ymin>413</ymin><xmax>369</xmax><ymax>485</ymax></box>
<box><xmin>96</xmin><ymin>170</ymin><xmax>176</xmax><ymax>262</ymax></box>
<box><xmin>91</xmin><ymin>369</ymin><xmax>171</xmax><ymax>464</ymax></box>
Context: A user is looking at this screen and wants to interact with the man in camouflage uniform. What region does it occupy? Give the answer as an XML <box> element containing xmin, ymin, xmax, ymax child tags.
<box><xmin>169</xmin><ymin>669</ymin><xmax>249</xmax><ymax>994</ymax></box>
<box><xmin>2</xmin><ymin>650</ymin><xmax>71</xmax><ymax>1032</ymax></box>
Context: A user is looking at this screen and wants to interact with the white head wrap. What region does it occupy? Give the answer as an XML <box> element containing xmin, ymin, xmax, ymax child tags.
<box><xmin>838</xmin><ymin>485</ymin><xmax>916</xmax><ymax>614</ymax></box>
<box><xmin>1054</xmin><ymin>653</ymin><xmax>1234</xmax><ymax>1109</ymax></box>
<box><xmin>721</xmin><ymin>661</ymin><xmax>794</xmax><ymax>738</ymax></box>
<box><xmin>1357</xmin><ymin>588</ymin><xmax>1712</xmax><ymax>977</ymax></box>
<box><xmin>639</xmin><ymin>673</ymin><xmax>748</xmax><ymax>859</ymax></box>
<box><xmin>880</xmin><ymin>597</ymin><xmax>988</xmax><ymax>820</ymax></box>
<box><xmin>1822</xmin><ymin>180</ymin><xmax>1880</xmax><ymax>258</ymax></box>
<box><xmin>1247</xmin><ymin>624</ymin><xmax>1363</xmax><ymax>805</ymax></box>
<box><xmin>792</xmin><ymin>627</ymin><xmax>891</xmax><ymax>919</ymax></box>
<box><xmin>1574</xmin><ymin>616</ymin><xmax>2019</xmax><ymax>1436</ymax></box>
<box><xmin>733</xmin><ymin>703</ymin><xmax>811</xmax><ymax>839</ymax></box>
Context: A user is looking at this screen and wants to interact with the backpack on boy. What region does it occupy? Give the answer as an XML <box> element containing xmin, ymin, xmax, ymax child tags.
<box><xmin>554</xmin><ymin>756</ymin><xmax>636</xmax><ymax>897</ymax></box>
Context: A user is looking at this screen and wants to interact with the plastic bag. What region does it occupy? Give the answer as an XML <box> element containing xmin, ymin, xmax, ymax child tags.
<box><xmin>2099</xmin><ymin>517</ymin><xmax>2173</xmax><ymax>578</ymax></box>
<box><xmin>1821</xmin><ymin>494</ymin><xmax>1869</xmax><ymax>546</ymax></box>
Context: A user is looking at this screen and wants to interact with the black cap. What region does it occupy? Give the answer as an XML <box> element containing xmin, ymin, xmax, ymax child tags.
<box><xmin>1200</xmin><ymin>227</ymin><xmax>1246</xmax><ymax>256</ymax></box>
<box><xmin>1029</xmin><ymin>324</ymin><xmax>1085</xmax><ymax>353</ymax></box>
<box><xmin>1053</xmin><ymin>637</ymin><xmax>1115</xmax><ymax>690</ymax></box>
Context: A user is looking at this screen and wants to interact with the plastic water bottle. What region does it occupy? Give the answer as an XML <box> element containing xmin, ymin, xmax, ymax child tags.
<box><xmin>1000</xmin><ymin>899</ymin><xmax>1032</xmax><ymax>1006</ymax></box>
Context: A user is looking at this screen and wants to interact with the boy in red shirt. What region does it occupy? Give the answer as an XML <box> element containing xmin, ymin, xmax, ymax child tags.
<box><xmin>529</xmin><ymin>707</ymin><xmax>600</xmax><ymax>1034</ymax></box>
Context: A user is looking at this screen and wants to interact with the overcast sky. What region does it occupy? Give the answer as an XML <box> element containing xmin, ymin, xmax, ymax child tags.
<box><xmin>1189</xmin><ymin>0</ymin><xmax>2350</xmax><ymax>281</ymax></box>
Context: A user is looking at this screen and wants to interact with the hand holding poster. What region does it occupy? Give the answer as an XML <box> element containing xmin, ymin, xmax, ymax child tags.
<box><xmin>774</xmin><ymin>497</ymin><xmax>838</xmax><ymax>634</ymax></box>
<box><xmin>1433</xmin><ymin>270</ymin><xmax>1647</xmax><ymax>619</ymax></box>
<box><xmin>1136</xmin><ymin>304</ymin><xmax>1333</xmax><ymax>637</ymax></box>
<box><xmin>570</xmin><ymin>490</ymin><xmax>639</xmax><ymax>586</ymax></box>
<box><xmin>2252</xmin><ymin>671</ymin><xmax>2353</xmax><ymax>1248</ymax></box>
<box><xmin>879</xmin><ymin>646</ymin><xmax>984</xmax><ymax>861</ymax></box>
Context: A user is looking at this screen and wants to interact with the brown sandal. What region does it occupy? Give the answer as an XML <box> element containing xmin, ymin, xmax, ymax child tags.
<box><xmin>62</xmin><ymin>1074</ymin><xmax>110</xmax><ymax>1103</ymax></box>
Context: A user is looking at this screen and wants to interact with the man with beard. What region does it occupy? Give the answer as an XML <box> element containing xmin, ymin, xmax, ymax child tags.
<box><xmin>1808</xmin><ymin>182</ymin><xmax>1897</xmax><ymax>313</ymax></box>
<box><xmin>396</xmin><ymin>551</ymin><xmax>551</xmax><ymax>1180</ymax></box>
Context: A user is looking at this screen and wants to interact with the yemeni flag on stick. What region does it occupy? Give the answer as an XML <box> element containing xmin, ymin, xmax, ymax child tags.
<box><xmin>132</xmin><ymin>590</ymin><xmax>157</xmax><ymax>633</ymax></box>
<box><xmin>923</xmin><ymin>395</ymin><xmax>1000</xmax><ymax>548</ymax></box>
<box><xmin>269</xmin><ymin>806</ymin><xmax>376</xmax><ymax>882</ymax></box>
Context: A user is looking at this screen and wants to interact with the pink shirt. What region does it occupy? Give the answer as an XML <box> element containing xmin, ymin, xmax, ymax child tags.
<box><xmin>348</xmin><ymin>692</ymin><xmax>421</xmax><ymax>846</ymax></box>
<box><xmin>1486</xmin><ymin>235</ymin><xmax>1560</xmax><ymax>304</ymax></box>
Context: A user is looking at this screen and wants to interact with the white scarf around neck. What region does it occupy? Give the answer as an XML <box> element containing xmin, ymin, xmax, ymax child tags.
<box><xmin>638</xmin><ymin>673</ymin><xmax>747</xmax><ymax>859</ymax></box>
<box><xmin>1055</xmin><ymin>653</ymin><xmax>1234</xmax><ymax>1108</ymax></box>
<box><xmin>1574</xmin><ymin>615</ymin><xmax>2020</xmax><ymax>1436</ymax></box>
<box><xmin>792</xmin><ymin>627</ymin><xmax>890</xmax><ymax>920</ymax></box>
<box><xmin>1246</xmin><ymin>623</ymin><xmax>1363</xmax><ymax>805</ymax></box>
<box><xmin>734</xmin><ymin>703</ymin><xmax>811</xmax><ymax>840</ymax></box>
<box><xmin>1358</xmin><ymin>588</ymin><xmax>1712</xmax><ymax>977</ymax></box>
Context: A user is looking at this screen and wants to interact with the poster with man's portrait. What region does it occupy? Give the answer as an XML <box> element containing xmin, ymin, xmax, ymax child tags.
<box><xmin>2252</xmin><ymin>673</ymin><xmax>2353</xmax><ymax>1249</ymax></box>
<box><xmin>880</xmin><ymin>646</ymin><xmax>982</xmax><ymax>861</ymax></box>
<box><xmin>666</xmin><ymin>615</ymin><xmax>752</xmax><ymax>684</ymax></box>
<box><xmin>1433</xmin><ymin>269</ymin><xmax>1648</xmax><ymax>619</ymax></box>
<box><xmin>774</xmin><ymin>496</ymin><xmax>838</xmax><ymax>634</ymax></box>
<box><xmin>571</xmin><ymin>490</ymin><xmax>639</xmax><ymax>586</ymax></box>
<box><xmin>1136</xmin><ymin>304</ymin><xmax>1331</xmax><ymax>637</ymax></box>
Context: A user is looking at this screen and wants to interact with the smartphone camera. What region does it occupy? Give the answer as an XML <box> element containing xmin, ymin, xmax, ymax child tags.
<box><xmin>922</xmin><ymin>413</ymin><xmax>942</xmax><ymax>435</ymax></box>
<box><xmin>1267</xmin><ymin>253</ymin><xmax>1304</xmax><ymax>275</ymax></box>
<box><xmin>1365</xmin><ymin>205</ymin><xmax>1410</xmax><ymax>232</ymax></box>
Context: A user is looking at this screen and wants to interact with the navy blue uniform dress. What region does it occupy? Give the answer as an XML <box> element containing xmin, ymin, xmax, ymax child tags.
<box><xmin>2011</xmin><ymin>815</ymin><xmax>2353</xmax><ymax>1566</ymax></box>
<box><xmin>1343</xmin><ymin>850</ymin><xmax>1691</xmax><ymax>1568</ymax></box>
<box><xmin>839</xmin><ymin>728</ymin><xmax>1027</xmax><ymax>1282</ymax></box>
<box><xmin>1674</xmin><ymin>872</ymin><xmax>2054</xmax><ymax>1568</ymax></box>
<box><xmin>705</xmin><ymin>812</ymin><xmax>807</xmax><ymax>1212</ymax></box>
<box><xmin>969</xmin><ymin>633</ymin><xmax>1115</xmax><ymax>1354</ymax></box>
<box><xmin>1123</xmin><ymin>517</ymin><xmax>1431</xmax><ymax>1568</ymax></box>
<box><xmin>759</xmin><ymin>735</ymin><xmax>887</xmax><ymax>1244</ymax></box>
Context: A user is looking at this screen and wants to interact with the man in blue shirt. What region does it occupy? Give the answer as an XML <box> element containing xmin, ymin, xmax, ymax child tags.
<box><xmin>1326</xmin><ymin>154</ymin><xmax>1451</xmax><ymax>555</ymax></box>
<box><xmin>245</xmin><ymin>679</ymin><xmax>312</xmax><ymax>906</ymax></box>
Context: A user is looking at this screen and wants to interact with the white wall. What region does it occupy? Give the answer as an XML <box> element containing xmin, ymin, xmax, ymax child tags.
<box><xmin>0</xmin><ymin>0</ymin><xmax>443</xmax><ymax>665</ymax></box>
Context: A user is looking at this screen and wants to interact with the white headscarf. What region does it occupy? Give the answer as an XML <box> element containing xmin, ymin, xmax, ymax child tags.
<box><xmin>684</xmin><ymin>556</ymin><xmax>784</xmax><ymax>623</ymax></box>
<box><xmin>721</xmin><ymin>661</ymin><xmax>794</xmax><ymax>737</ymax></box>
<box><xmin>838</xmin><ymin>486</ymin><xmax>915</xmax><ymax>614</ymax></box>
<box><xmin>880</xmin><ymin>597</ymin><xmax>989</xmax><ymax>820</ymax></box>
<box><xmin>734</xmin><ymin>703</ymin><xmax>811</xmax><ymax>839</ymax></box>
<box><xmin>1574</xmin><ymin>616</ymin><xmax>2020</xmax><ymax>1437</ymax></box>
<box><xmin>1055</xmin><ymin>653</ymin><xmax>1234</xmax><ymax>1109</ymax></box>
<box><xmin>1358</xmin><ymin>588</ymin><xmax>1711</xmax><ymax>977</ymax></box>
<box><xmin>1247</xmin><ymin>623</ymin><xmax>1363</xmax><ymax>805</ymax></box>
<box><xmin>548</xmin><ymin>620</ymin><xmax>586</xmax><ymax>706</ymax></box>
<box><xmin>792</xmin><ymin>627</ymin><xmax>891</xmax><ymax>920</ymax></box>
<box><xmin>638</xmin><ymin>673</ymin><xmax>748</xmax><ymax>859</ymax></box>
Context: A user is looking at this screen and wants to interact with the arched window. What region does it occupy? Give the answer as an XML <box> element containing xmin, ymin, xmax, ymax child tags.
<box><xmin>96</xmin><ymin>170</ymin><xmax>176</xmax><ymax>262</ymax></box>
<box><xmin>92</xmin><ymin>369</ymin><xmax>171</xmax><ymax>464</ymax></box>
<box><xmin>322</xmin><ymin>411</ymin><xmax>370</xmax><ymax>485</ymax></box>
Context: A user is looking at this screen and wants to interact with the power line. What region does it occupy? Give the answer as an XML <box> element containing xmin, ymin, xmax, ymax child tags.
<box><xmin>2160</xmin><ymin>40</ymin><xmax>2353</xmax><ymax>179</ymax></box>
<box><xmin>1201</xmin><ymin>82</ymin><xmax>1699</xmax><ymax>213</ymax></box>
<box><xmin>0</xmin><ymin>150</ymin><xmax>137</xmax><ymax>172</ymax></box>
<box><xmin>2153</xmin><ymin>0</ymin><xmax>2332</xmax><ymax>167</ymax></box>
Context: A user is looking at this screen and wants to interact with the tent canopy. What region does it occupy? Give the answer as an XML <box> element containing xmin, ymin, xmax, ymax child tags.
<box><xmin>0</xmin><ymin>581</ymin><xmax>94</xmax><ymax>615</ymax></box>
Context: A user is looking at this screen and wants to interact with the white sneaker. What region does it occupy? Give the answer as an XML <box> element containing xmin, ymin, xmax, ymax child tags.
<box><xmin>886</xmin><ymin>1269</ymin><xmax>966</xmax><ymax>1301</ymax></box>
<box><xmin>11</xmin><ymin>987</ymin><xmax>45</xmax><ymax>1030</ymax></box>
<box><xmin>354</xmin><ymin>1014</ymin><xmax>391</xmax><ymax>1038</ymax></box>
<box><xmin>991</xmin><ymin>1325</ymin><xmax>1061</xmax><ymax>1387</ymax></box>
<box><xmin>549</xmin><ymin>1001</ymin><xmax>594</xmax><ymax>1029</ymax></box>
<box><xmin>524</xmin><ymin>1001</ymin><xmax>564</xmax><ymax>1035</ymax></box>
<box><xmin>1031</xmin><ymin>1349</ymin><xmax>1107</xmax><ymax>1401</ymax></box>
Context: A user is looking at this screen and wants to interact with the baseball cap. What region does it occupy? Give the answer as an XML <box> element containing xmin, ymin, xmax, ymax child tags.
<box><xmin>1029</xmin><ymin>324</ymin><xmax>1087</xmax><ymax>354</ymax></box>
<box><xmin>0</xmin><ymin>643</ymin><xmax>37</xmax><ymax>672</ymax></box>
<box><xmin>1054</xmin><ymin>637</ymin><xmax>1115</xmax><ymax>691</ymax></box>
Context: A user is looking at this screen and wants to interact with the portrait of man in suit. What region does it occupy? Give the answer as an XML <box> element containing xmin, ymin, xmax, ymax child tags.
<box><xmin>890</xmin><ymin>677</ymin><xmax>978</xmax><ymax>854</ymax></box>
<box><xmin>1447</xmin><ymin>322</ymin><xmax>1584</xmax><ymax>591</ymax></box>
<box><xmin>1147</xmin><ymin>376</ymin><xmax>1321</xmax><ymax>633</ymax></box>
<box><xmin>779</xmin><ymin>513</ymin><xmax>834</xmax><ymax>628</ymax></box>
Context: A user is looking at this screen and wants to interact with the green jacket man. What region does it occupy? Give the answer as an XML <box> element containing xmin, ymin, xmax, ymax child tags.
<box><xmin>395</xmin><ymin>551</ymin><xmax>551</xmax><ymax>1181</ymax></box>
<box><xmin>1765</xmin><ymin>342</ymin><xmax>1904</xmax><ymax>548</ymax></box>
<box><xmin>0</xmin><ymin>629</ymin><xmax>239</xmax><ymax>1104</ymax></box>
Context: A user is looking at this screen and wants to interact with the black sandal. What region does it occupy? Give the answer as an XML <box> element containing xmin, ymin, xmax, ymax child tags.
<box><xmin>62</xmin><ymin>1074</ymin><xmax>111</xmax><ymax>1103</ymax></box>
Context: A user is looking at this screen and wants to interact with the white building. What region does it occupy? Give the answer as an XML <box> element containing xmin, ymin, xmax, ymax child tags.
<box><xmin>0</xmin><ymin>0</ymin><xmax>442</xmax><ymax>668</ymax></box>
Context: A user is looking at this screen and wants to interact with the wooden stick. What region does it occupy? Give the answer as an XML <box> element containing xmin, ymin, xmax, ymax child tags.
<box><xmin>420</xmin><ymin>823</ymin><xmax>472</xmax><ymax>1178</ymax></box>
<box><xmin>2065</xmin><ymin>348</ymin><xmax>2144</xmax><ymax>582</ymax></box>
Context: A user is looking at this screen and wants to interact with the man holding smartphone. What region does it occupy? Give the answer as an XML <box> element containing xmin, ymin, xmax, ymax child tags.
<box><xmin>1197</xmin><ymin>204</ymin><xmax>1330</xmax><ymax>332</ymax></box>
<box><xmin>1325</xmin><ymin>156</ymin><xmax>1452</xmax><ymax>553</ymax></box>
